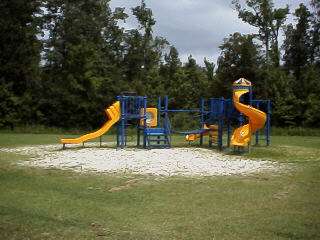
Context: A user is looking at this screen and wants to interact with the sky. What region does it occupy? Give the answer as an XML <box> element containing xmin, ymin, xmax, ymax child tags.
<box><xmin>110</xmin><ymin>0</ymin><xmax>311</xmax><ymax>66</ymax></box>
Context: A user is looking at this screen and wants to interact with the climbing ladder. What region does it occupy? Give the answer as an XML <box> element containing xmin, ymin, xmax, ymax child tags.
<box><xmin>144</xmin><ymin>127</ymin><xmax>171</xmax><ymax>149</ymax></box>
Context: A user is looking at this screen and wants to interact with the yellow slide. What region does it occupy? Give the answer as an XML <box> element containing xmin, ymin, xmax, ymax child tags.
<box><xmin>231</xmin><ymin>82</ymin><xmax>266</xmax><ymax>147</ymax></box>
<box><xmin>61</xmin><ymin>101</ymin><xmax>120</xmax><ymax>145</ymax></box>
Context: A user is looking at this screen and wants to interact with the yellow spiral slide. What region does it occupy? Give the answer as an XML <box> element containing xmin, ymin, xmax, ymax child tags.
<box><xmin>61</xmin><ymin>101</ymin><xmax>120</xmax><ymax>145</ymax></box>
<box><xmin>231</xmin><ymin>86</ymin><xmax>266</xmax><ymax>147</ymax></box>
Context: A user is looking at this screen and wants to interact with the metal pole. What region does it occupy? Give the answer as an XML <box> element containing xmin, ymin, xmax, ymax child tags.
<box><xmin>209</xmin><ymin>98</ymin><xmax>214</xmax><ymax>148</ymax></box>
<box><xmin>227</xmin><ymin>120</ymin><xmax>231</xmax><ymax>148</ymax></box>
<box><xmin>165</xmin><ymin>96</ymin><xmax>168</xmax><ymax>111</ymax></box>
<box><xmin>157</xmin><ymin>96</ymin><xmax>161</xmax><ymax>127</ymax></box>
<box><xmin>266</xmin><ymin>100</ymin><xmax>271</xmax><ymax>146</ymax></box>
<box><xmin>255</xmin><ymin>102</ymin><xmax>260</xmax><ymax>145</ymax></box>
<box><xmin>124</xmin><ymin>119</ymin><xmax>127</xmax><ymax>147</ymax></box>
<box><xmin>226</xmin><ymin>99</ymin><xmax>231</xmax><ymax>148</ymax></box>
<box><xmin>218</xmin><ymin>97</ymin><xmax>224</xmax><ymax>150</ymax></box>
<box><xmin>121</xmin><ymin>96</ymin><xmax>126</xmax><ymax>148</ymax></box>
<box><xmin>164</xmin><ymin>95</ymin><xmax>171</xmax><ymax>147</ymax></box>
<box><xmin>143</xmin><ymin>96</ymin><xmax>147</xmax><ymax>148</ymax></box>
<box><xmin>116</xmin><ymin>96</ymin><xmax>120</xmax><ymax>148</ymax></box>
<box><xmin>200</xmin><ymin>98</ymin><xmax>204</xmax><ymax>146</ymax></box>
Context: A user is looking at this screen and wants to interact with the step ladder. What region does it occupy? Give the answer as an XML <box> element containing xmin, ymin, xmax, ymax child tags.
<box><xmin>144</xmin><ymin>128</ymin><xmax>171</xmax><ymax>149</ymax></box>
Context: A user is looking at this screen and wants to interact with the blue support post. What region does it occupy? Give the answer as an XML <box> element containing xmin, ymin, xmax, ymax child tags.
<box><xmin>227</xmin><ymin>120</ymin><xmax>231</xmax><ymax>148</ymax></box>
<box><xmin>249</xmin><ymin>85</ymin><xmax>253</xmax><ymax>105</ymax></box>
<box><xmin>157</xmin><ymin>96</ymin><xmax>162</xmax><ymax>145</ymax></box>
<box><xmin>218</xmin><ymin>97</ymin><xmax>224</xmax><ymax>150</ymax></box>
<box><xmin>116</xmin><ymin>96</ymin><xmax>121</xmax><ymax>148</ymax></box>
<box><xmin>238</xmin><ymin>89</ymin><xmax>246</xmax><ymax>127</ymax></box>
<box><xmin>200</xmin><ymin>98</ymin><xmax>205</xmax><ymax>146</ymax></box>
<box><xmin>143</xmin><ymin>96</ymin><xmax>147</xmax><ymax>148</ymax></box>
<box><xmin>121</xmin><ymin>97</ymin><xmax>126</xmax><ymax>148</ymax></box>
<box><xmin>157</xmin><ymin>96</ymin><xmax>162</xmax><ymax>127</ymax></box>
<box><xmin>255</xmin><ymin>101</ymin><xmax>260</xmax><ymax>145</ymax></box>
<box><xmin>165</xmin><ymin>96</ymin><xmax>169</xmax><ymax>114</ymax></box>
<box><xmin>135</xmin><ymin>98</ymin><xmax>139</xmax><ymax>147</ymax></box>
<box><xmin>226</xmin><ymin>100</ymin><xmax>232</xmax><ymax>148</ymax></box>
<box><xmin>266</xmin><ymin>100</ymin><xmax>271</xmax><ymax>146</ymax></box>
<box><xmin>207</xmin><ymin>99</ymin><xmax>211</xmax><ymax>147</ymax></box>
<box><xmin>164</xmin><ymin>95</ymin><xmax>171</xmax><ymax>147</ymax></box>
<box><xmin>238</xmin><ymin>93</ymin><xmax>244</xmax><ymax>127</ymax></box>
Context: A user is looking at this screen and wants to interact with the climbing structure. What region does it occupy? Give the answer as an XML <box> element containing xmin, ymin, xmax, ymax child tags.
<box><xmin>117</xmin><ymin>94</ymin><xmax>171</xmax><ymax>149</ymax></box>
<box><xmin>60</xmin><ymin>82</ymin><xmax>271</xmax><ymax>150</ymax></box>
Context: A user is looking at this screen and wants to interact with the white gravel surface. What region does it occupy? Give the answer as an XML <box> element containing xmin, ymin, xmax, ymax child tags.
<box><xmin>1</xmin><ymin>144</ymin><xmax>280</xmax><ymax>177</ymax></box>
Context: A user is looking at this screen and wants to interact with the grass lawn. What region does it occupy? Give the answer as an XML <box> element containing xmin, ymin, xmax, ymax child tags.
<box><xmin>0</xmin><ymin>133</ymin><xmax>320</xmax><ymax>239</ymax></box>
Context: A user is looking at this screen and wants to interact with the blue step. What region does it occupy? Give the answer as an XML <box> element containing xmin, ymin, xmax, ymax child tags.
<box><xmin>144</xmin><ymin>128</ymin><xmax>166</xmax><ymax>136</ymax></box>
<box><xmin>147</xmin><ymin>145</ymin><xmax>170</xmax><ymax>149</ymax></box>
<box><xmin>148</xmin><ymin>139</ymin><xmax>168</xmax><ymax>142</ymax></box>
<box><xmin>144</xmin><ymin>127</ymin><xmax>171</xmax><ymax>149</ymax></box>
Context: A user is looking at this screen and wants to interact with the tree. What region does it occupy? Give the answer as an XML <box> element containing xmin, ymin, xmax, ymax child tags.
<box><xmin>204</xmin><ymin>58</ymin><xmax>215</xmax><ymax>83</ymax></box>
<box><xmin>42</xmin><ymin>0</ymin><xmax>127</xmax><ymax>128</ymax></box>
<box><xmin>204</xmin><ymin>58</ymin><xmax>221</xmax><ymax>97</ymax></box>
<box><xmin>254</xmin><ymin>66</ymin><xmax>303</xmax><ymax>126</ymax></box>
<box><xmin>185</xmin><ymin>56</ymin><xmax>207</xmax><ymax>103</ymax></box>
<box><xmin>216</xmin><ymin>33</ymin><xmax>261</xmax><ymax>97</ymax></box>
<box><xmin>301</xmin><ymin>66</ymin><xmax>320</xmax><ymax>127</ymax></box>
<box><xmin>233</xmin><ymin>0</ymin><xmax>288</xmax><ymax>66</ymax></box>
<box><xmin>0</xmin><ymin>0</ymin><xmax>42</xmax><ymax>128</ymax></box>
<box><xmin>283</xmin><ymin>4</ymin><xmax>311</xmax><ymax>84</ymax></box>
<box><xmin>160</xmin><ymin>46</ymin><xmax>182</xmax><ymax>95</ymax></box>
<box><xmin>310</xmin><ymin>0</ymin><xmax>320</xmax><ymax>65</ymax></box>
<box><xmin>123</xmin><ymin>0</ymin><xmax>168</xmax><ymax>96</ymax></box>
<box><xmin>164</xmin><ymin>46</ymin><xmax>181</xmax><ymax>77</ymax></box>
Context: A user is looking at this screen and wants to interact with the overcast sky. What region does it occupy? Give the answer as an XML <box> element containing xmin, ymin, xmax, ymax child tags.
<box><xmin>110</xmin><ymin>0</ymin><xmax>311</xmax><ymax>66</ymax></box>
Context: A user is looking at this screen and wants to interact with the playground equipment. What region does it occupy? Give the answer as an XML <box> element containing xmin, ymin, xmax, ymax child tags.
<box><xmin>61</xmin><ymin>94</ymin><xmax>171</xmax><ymax>149</ymax></box>
<box><xmin>60</xmin><ymin>78</ymin><xmax>271</xmax><ymax>151</ymax></box>
<box><xmin>61</xmin><ymin>101</ymin><xmax>120</xmax><ymax>148</ymax></box>
<box><xmin>231</xmin><ymin>78</ymin><xmax>266</xmax><ymax>147</ymax></box>
<box><xmin>186</xmin><ymin>124</ymin><xmax>218</xmax><ymax>142</ymax></box>
<box><xmin>117</xmin><ymin>95</ymin><xmax>171</xmax><ymax>149</ymax></box>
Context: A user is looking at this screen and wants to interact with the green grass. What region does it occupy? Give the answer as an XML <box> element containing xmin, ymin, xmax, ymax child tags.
<box><xmin>271</xmin><ymin>127</ymin><xmax>320</xmax><ymax>136</ymax></box>
<box><xmin>0</xmin><ymin>133</ymin><xmax>320</xmax><ymax>239</ymax></box>
<box><xmin>248</xmin><ymin>136</ymin><xmax>320</xmax><ymax>163</ymax></box>
<box><xmin>0</xmin><ymin>133</ymin><xmax>117</xmax><ymax>147</ymax></box>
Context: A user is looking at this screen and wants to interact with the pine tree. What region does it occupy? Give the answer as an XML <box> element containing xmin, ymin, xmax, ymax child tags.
<box><xmin>310</xmin><ymin>0</ymin><xmax>320</xmax><ymax>65</ymax></box>
<box><xmin>41</xmin><ymin>0</ymin><xmax>127</xmax><ymax>128</ymax></box>
<box><xmin>0</xmin><ymin>0</ymin><xmax>42</xmax><ymax>128</ymax></box>
<box><xmin>283</xmin><ymin>4</ymin><xmax>311</xmax><ymax>85</ymax></box>
<box><xmin>123</xmin><ymin>0</ymin><xmax>168</xmax><ymax>96</ymax></box>
<box><xmin>232</xmin><ymin>0</ymin><xmax>288</xmax><ymax>66</ymax></box>
<box><xmin>216</xmin><ymin>33</ymin><xmax>260</xmax><ymax>97</ymax></box>
<box><xmin>160</xmin><ymin>46</ymin><xmax>182</xmax><ymax>95</ymax></box>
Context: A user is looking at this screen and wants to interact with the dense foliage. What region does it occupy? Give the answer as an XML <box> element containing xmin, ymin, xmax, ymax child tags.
<box><xmin>1</xmin><ymin>0</ymin><xmax>319</xmax><ymax>129</ymax></box>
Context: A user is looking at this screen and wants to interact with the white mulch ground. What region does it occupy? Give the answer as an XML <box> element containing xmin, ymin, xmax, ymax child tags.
<box><xmin>1</xmin><ymin>144</ymin><xmax>281</xmax><ymax>177</ymax></box>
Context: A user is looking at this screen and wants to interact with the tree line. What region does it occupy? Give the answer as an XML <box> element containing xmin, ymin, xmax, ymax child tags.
<box><xmin>0</xmin><ymin>0</ymin><xmax>319</xmax><ymax>130</ymax></box>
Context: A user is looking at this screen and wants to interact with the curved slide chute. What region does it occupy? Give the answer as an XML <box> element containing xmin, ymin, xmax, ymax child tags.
<box><xmin>231</xmin><ymin>84</ymin><xmax>266</xmax><ymax>147</ymax></box>
<box><xmin>61</xmin><ymin>101</ymin><xmax>120</xmax><ymax>145</ymax></box>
